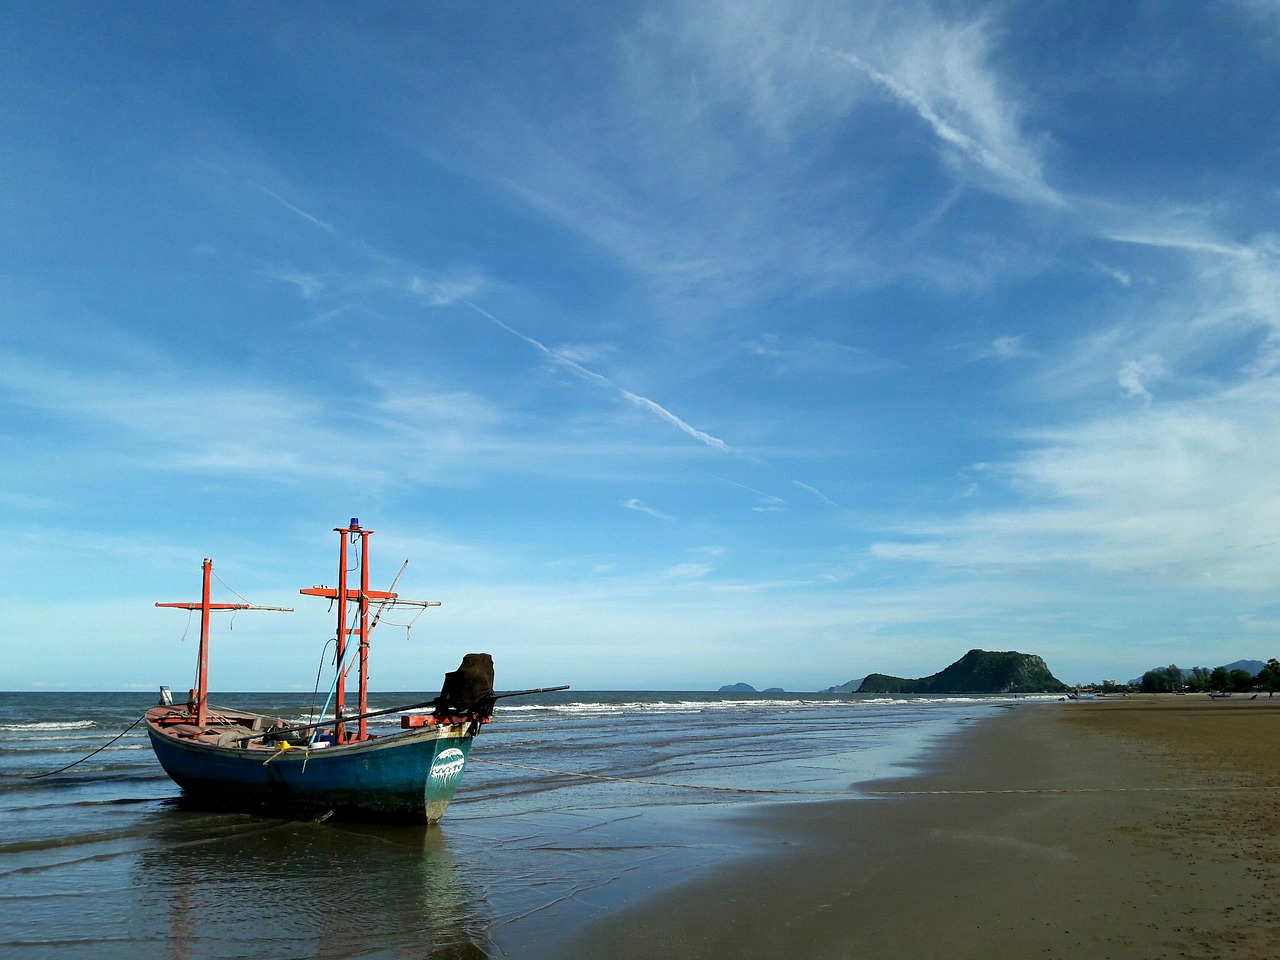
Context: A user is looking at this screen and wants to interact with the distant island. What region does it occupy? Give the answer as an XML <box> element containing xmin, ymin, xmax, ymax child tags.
<box><xmin>850</xmin><ymin>649</ymin><xmax>1069</xmax><ymax>695</ymax></box>
<box><xmin>822</xmin><ymin>678</ymin><xmax>865</xmax><ymax>693</ymax></box>
<box><xmin>718</xmin><ymin>683</ymin><xmax>785</xmax><ymax>693</ymax></box>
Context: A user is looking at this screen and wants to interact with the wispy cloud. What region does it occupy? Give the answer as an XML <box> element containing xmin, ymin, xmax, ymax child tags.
<box><xmin>1107</xmin><ymin>229</ymin><xmax>1256</xmax><ymax>259</ymax></box>
<box><xmin>1117</xmin><ymin>354</ymin><xmax>1167</xmax><ymax>401</ymax></box>
<box><xmin>266</xmin><ymin>261</ymin><xmax>486</xmax><ymax>313</ymax></box>
<box><xmin>835</xmin><ymin>37</ymin><xmax>1063</xmax><ymax>208</ymax></box>
<box><xmin>977</xmin><ymin>335</ymin><xmax>1035</xmax><ymax>361</ymax></box>
<box><xmin>1092</xmin><ymin>261</ymin><xmax>1133</xmax><ymax>286</ymax></box>
<box><xmin>0</xmin><ymin>357</ymin><xmax>362</xmax><ymax>482</ymax></box>
<box><xmin>1026</xmin><ymin>227</ymin><xmax>1280</xmax><ymax>404</ymax></box>
<box><xmin>377</xmin><ymin>1</ymin><xmax>1066</xmax><ymax>311</ymax></box>
<box><xmin>0</xmin><ymin>355</ymin><xmax>536</xmax><ymax>489</ymax></box>
<box><xmin>406</xmin><ymin>273</ymin><xmax>487</xmax><ymax>307</ymax></box>
<box><xmin>665</xmin><ymin>562</ymin><xmax>714</xmax><ymax>579</ymax></box>
<box><xmin>873</xmin><ymin>376</ymin><xmax>1280</xmax><ymax>592</ymax></box>
<box><xmin>624</xmin><ymin>498</ymin><xmax>674</xmax><ymax>521</ymax></box>
<box><xmin>746</xmin><ymin>334</ymin><xmax>900</xmax><ymax>377</ymax></box>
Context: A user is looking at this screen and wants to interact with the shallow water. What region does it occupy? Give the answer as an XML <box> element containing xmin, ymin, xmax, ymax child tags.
<box><xmin>1</xmin><ymin>690</ymin><xmax>1032</xmax><ymax>957</ymax></box>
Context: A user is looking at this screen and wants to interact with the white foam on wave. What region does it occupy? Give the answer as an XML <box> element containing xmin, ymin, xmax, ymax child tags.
<box><xmin>854</xmin><ymin>695</ymin><xmax>1059</xmax><ymax>706</ymax></box>
<box><xmin>0</xmin><ymin>720</ymin><xmax>97</xmax><ymax>732</ymax></box>
<box><xmin>496</xmin><ymin>700</ymin><xmax>733</xmax><ymax>715</ymax></box>
<box><xmin>494</xmin><ymin>693</ymin><xmax>1061</xmax><ymax>716</ymax></box>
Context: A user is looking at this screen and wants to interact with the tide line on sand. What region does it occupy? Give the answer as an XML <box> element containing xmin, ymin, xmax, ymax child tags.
<box><xmin>547</xmin><ymin>698</ymin><xmax>1280</xmax><ymax>960</ymax></box>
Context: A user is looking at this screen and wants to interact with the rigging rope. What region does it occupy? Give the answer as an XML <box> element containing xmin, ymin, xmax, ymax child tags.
<box><xmin>212</xmin><ymin>568</ymin><xmax>251</xmax><ymax>631</ymax></box>
<box><xmin>308</xmin><ymin>640</ymin><xmax>361</xmax><ymax>745</ymax></box>
<box><xmin>308</xmin><ymin>636</ymin><xmax>337</xmax><ymax>727</ymax></box>
<box><xmin>211</xmin><ymin>568</ymin><xmax>254</xmax><ymax>607</ymax></box>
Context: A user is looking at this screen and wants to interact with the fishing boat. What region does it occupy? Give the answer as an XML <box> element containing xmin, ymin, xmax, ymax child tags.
<box><xmin>145</xmin><ymin>519</ymin><xmax>556</xmax><ymax>823</ymax></box>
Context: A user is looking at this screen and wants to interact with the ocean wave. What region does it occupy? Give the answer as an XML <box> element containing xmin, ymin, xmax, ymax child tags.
<box><xmin>495</xmin><ymin>699</ymin><xmax>814</xmax><ymax>714</ymax></box>
<box><xmin>0</xmin><ymin>742</ymin><xmax>150</xmax><ymax>755</ymax></box>
<box><xmin>0</xmin><ymin>720</ymin><xmax>97</xmax><ymax>733</ymax></box>
<box><xmin>496</xmin><ymin>702</ymin><xmax>702</xmax><ymax>716</ymax></box>
<box><xmin>492</xmin><ymin>694</ymin><xmax>1049</xmax><ymax>715</ymax></box>
<box><xmin>852</xmin><ymin>695</ymin><xmax>1059</xmax><ymax>706</ymax></box>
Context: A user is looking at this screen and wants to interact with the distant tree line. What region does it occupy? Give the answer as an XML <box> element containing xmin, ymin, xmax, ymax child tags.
<box><xmin>1139</xmin><ymin>659</ymin><xmax>1280</xmax><ymax>694</ymax></box>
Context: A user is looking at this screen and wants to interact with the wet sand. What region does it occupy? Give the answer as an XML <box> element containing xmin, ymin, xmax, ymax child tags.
<box><xmin>552</xmin><ymin>697</ymin><xmax>1280</xmax><ymax>959</ymax></box>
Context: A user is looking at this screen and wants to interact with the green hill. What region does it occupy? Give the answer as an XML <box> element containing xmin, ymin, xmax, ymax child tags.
<box><xmin>857</xmin><ymin>649</ymin><xmax>1069</xmax><ymax>694</ymax></box>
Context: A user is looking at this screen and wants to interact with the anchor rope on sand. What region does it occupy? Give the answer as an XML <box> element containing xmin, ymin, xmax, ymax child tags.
<box><xmin>470</xmin><ymin>757</ymin><xmax>1266</xmax><ymax>797</ymax></box>
<box><xmin>471</xmin><ymin>757</ymin><xmax>852</xmax><ymax>795</ymax></box>
<box><xmin>24</xmin><ymin>714</ymin><xmax>148</xmax><ymax>780</ymax></box>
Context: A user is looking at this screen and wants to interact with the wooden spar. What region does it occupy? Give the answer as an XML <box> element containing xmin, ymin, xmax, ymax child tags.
<box><xmin>156</xmin><ymin>559</ymin><xmax>293</xmax><ymax>728</ymax></box>
<box><xmin>232</xmin><ymin>685</ymin><xmax>572</xmax><ymax>746</ymax></box>
<box><xmin>493</xmin><ymin>684</ymin><xmax>572</xmax><ymax>700</ymax></box>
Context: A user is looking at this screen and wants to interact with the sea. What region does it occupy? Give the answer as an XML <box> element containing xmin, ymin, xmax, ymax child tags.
<box><xmin>0</xmin><ymin>689</ymin><xmax>1042</xmax><ymax>959</ymax></box>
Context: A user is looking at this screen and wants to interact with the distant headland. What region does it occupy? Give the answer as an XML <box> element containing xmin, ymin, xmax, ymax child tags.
<box><xmin>838</xmin><ymin>649</ymin><xmax>1069</xmax><ymax>695</ymax></box>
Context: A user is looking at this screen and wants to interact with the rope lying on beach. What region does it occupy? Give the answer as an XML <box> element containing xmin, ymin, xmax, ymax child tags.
<box><xmin>471</xmin><ymin>758</ymin><xmax>854</xmax><ymax>795</ymax></box>
<box><xmin>24</xmin><ymin>714</ymin><xmax>148</xmax><ymax>780</ymax></box>
<box><xmin>471</xmin><ymin>757</ymin><xmax>1266</xmax><ymax>797</ymax></box>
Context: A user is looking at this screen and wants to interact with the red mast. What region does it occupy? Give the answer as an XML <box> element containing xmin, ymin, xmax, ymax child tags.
<box><xmin>300</xmin><ymin>520</ymin><xmax>408</xmax><ymax>743</ymax></box>
<box><xmin>156</xmin><ymin>559</ymin><xmax>291</xmax><ymax>727</ymax></box>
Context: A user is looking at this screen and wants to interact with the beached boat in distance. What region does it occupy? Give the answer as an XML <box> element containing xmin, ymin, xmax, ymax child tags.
<box><xmin>146</xmin><ymin>519</ymin><xmax>564</xmax><ymax>823</ymax></box>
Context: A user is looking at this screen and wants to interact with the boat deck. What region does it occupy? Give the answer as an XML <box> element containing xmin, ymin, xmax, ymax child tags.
<box><xmin>146</xmin><ymin>705</ymin><xmax>302</xmax><ymax>749</ymax></box>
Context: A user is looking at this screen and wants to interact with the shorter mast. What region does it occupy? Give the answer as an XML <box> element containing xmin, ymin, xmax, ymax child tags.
<box><xmin>156</xmin><ymin>558</ymin><xmax>292</xmax><ymax>727</ymax></box>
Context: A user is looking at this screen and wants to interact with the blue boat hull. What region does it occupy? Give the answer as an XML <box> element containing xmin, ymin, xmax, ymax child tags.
<box><xmin>147</xmin><ymin>713</ymin><xmax>475</xmax><ymax>823</ymax></box>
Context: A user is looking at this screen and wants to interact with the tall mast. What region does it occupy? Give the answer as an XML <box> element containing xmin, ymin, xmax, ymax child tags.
<box><xmin>356</xmin><ymin>523</ymin><xmax>373</xmax><ymax>740</ymax></box>
<box><xmin>156</xmin><ymin>559</ymin><xmax>292</xmax><ymax>727</ymax></box>
<box><xmin>336</xmin><ymin>526</ymin><xmax>350</xmax><ymax>741</ymax></box>
<box><xmin>300</xmin><ymin>519</ymin><xmax>441</xmax><ymax>743</ymax></box>
<box><xmin>300</xmin><ymin>520</ymin><xmax>398</xmax><ymax>743</ymax></box>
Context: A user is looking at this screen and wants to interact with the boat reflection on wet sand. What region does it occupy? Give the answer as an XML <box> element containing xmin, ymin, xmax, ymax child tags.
<box><xmin>135</xmin><ymin>809</ymin><xmax>491</xmax><ymax>960</ymax></box>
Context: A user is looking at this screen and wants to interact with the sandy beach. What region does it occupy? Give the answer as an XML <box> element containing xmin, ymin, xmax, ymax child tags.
<box><xmin>552</xmin><ymin>697</ymin><xmax>1280</xmax><ymax>959</ymax></box>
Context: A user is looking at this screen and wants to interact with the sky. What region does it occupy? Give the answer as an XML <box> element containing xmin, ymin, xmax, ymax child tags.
<box><xmin>3</xmin><ymin>1</ymin><xmax>1280</xmax><ymax>693</ymax></box>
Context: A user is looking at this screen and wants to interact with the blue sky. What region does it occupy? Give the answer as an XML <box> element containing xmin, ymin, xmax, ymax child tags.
<box><xmin>3</xmin><ymin>1</ymin><xmax>1280</xmax><ymax>692</ymax></box>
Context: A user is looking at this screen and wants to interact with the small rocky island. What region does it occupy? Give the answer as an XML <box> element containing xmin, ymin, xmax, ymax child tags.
<box><xmin>850</xmin><ymin>649</ymin><xmax>1068</xmax><ymax>695</ymax></box>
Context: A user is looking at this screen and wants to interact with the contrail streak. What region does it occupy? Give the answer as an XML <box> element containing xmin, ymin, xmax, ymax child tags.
<box><xmin>682</xmin><ymin>464</ymin><xmax>785</xmax><ymax>505</ymax></box>
<box><xmin>463</xmin><ymin>301</ymin><xmax>730</xmax><ymax>452</ymax></box>
<box><xmin>248</xmin><ymin>181</ymin><xmax>335</xmax><ymax>233</ymax></box>
<box><xmin>793</xmin><ymin>480</ymin><xmax>838</xmax><ymax>507</ymax></box>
